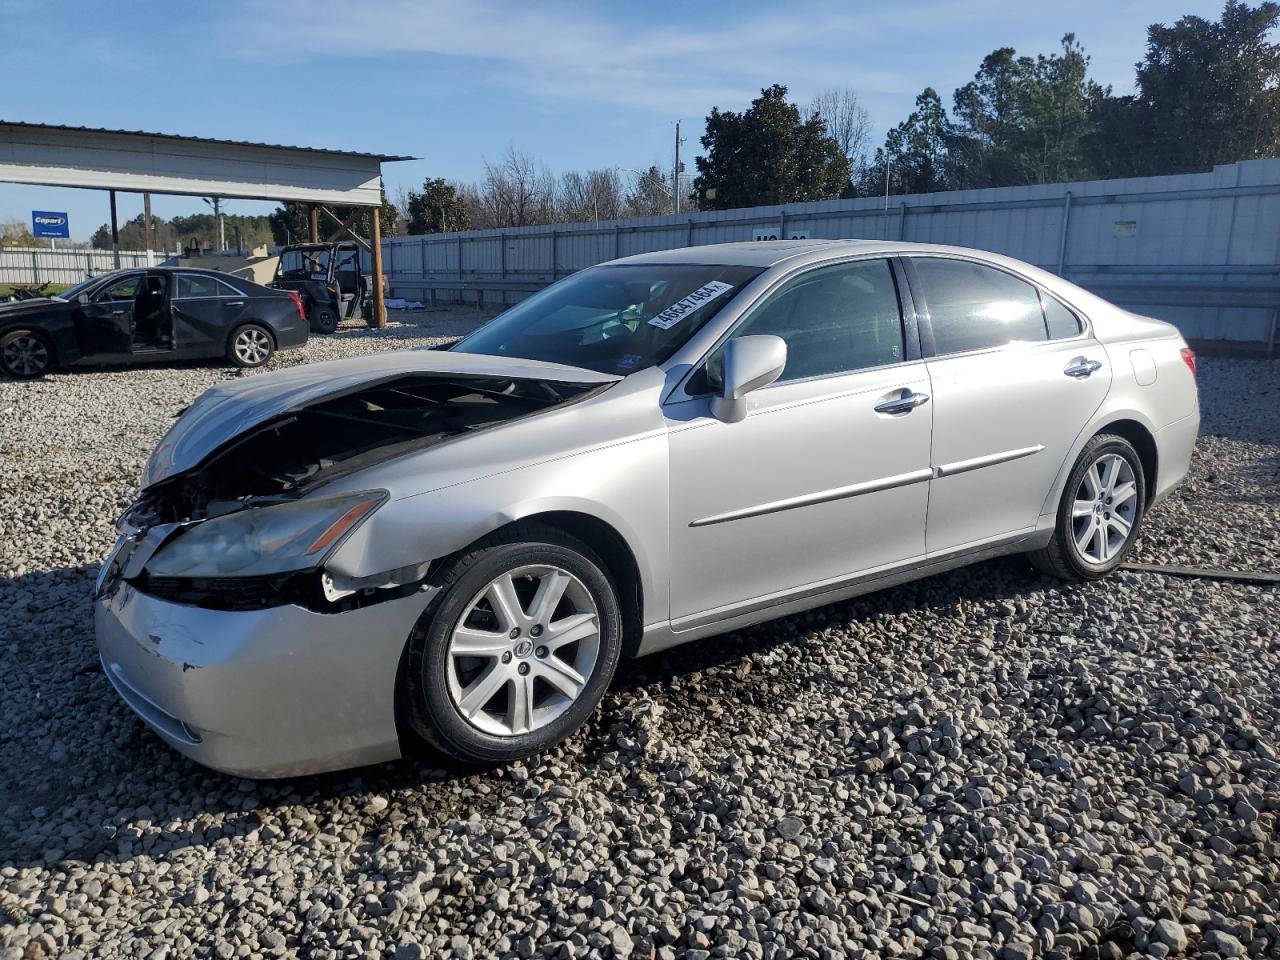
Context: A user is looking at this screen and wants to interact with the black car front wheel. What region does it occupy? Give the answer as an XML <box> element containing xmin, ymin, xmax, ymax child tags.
<box><xmin>1</xmin><ymin>329</ymin><xmax>54</xmax><ymax>379</ymax></box>
<box><xmin>227</xmin><ymin>323</ymin><xmax>275</xmax><ymax>368</ymax></box>
<box><xmin>402</xmin><ymin>525</ymin><xmax>623</xmax><ymax>764</ymax></box>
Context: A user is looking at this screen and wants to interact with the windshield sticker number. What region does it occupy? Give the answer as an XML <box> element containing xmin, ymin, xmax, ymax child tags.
<box><xmin>647</xmin><ymin>281</ymin><xmax>734</xmax><ymax>330</ymax></box>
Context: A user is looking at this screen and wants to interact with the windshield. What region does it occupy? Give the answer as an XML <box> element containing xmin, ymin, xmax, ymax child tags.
<box><xmin>277</xmin><ymin>248</ymin><xmax>332</xmax><ymax>279</ymax></box>
<box><xmin>450</xmin><ymin>263</ymin><xmax>762</xmax><ymax>375</ymax></box>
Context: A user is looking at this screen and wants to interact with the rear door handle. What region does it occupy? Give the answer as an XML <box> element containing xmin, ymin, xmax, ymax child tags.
<box><xmin>874</xmin><ymin>389</ymin><xmax>930</xmax><ymax>415</ymax></box>
<box><xmin>1064</xmin><ymin>357</ymin><xmax>1102</xmax><ymax>378</ymax></box>
<box><xmin>225</xmin><ymin>301</ymin><xmax>245</xmax><ymax>306</ymax></box>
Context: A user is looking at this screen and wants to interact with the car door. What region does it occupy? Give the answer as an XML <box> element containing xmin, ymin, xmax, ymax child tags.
<box><xmin>663</xmin><ymin>257</ymin><xmax>933</xmax><ymax>625</ymax></box>
<box><xmin>904</xmin><ymin>256</ymin><xmax>1112</xmax><ymax>555</ymax></box>
<box><xmin>74</xmin><ymin>273</ymin><xmax>142</xmax><ymax>356</ymax></box>
<box><xmin>170</xmin><ymin>273</ymin><xmax>242</xmax><ymax>356</ymax></box>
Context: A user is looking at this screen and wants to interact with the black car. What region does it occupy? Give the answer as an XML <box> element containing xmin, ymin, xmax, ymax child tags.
<box><xmin>0</xmin><ymin>267</ymin><xmax>310</xmax><ymax>379</ymax></box>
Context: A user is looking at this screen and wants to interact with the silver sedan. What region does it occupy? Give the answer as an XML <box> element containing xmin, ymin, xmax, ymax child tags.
<box><xmin>94</xmin><ymin>240</ymin><xmax>1200</xmax><ymax>777</ymax></box>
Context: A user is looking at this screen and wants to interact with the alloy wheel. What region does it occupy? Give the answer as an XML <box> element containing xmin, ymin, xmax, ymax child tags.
<box><xmin>2</xmin><ymin>334</ymin><xmax>49</xmax><ymax>376</ymax></box>
<box><xmin>1071</xmin><ymin>453</ymin><xmax>1138</xmax><ymax>564</ymax></box>
<box><xmin>233</xmin><ymin>328</ymin><xmax>271</xmax><ymax>365</ymax></box>
<box><xmin>446</xmin><ymin>564</ymin><xmax>601</xmax><ymax>738</ymax></box>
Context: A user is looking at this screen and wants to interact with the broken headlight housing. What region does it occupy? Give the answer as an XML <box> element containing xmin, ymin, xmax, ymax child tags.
<box><xmin>144</xmin><ymin>490</ymin><xmax>387</xmax><ymax>578</ymax></box>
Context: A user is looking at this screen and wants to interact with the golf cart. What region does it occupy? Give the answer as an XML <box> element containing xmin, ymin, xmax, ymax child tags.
<box><xmin>270</xmin><ymin>240</ymin><xmax>370</xmax><ymax>334</ymax></box>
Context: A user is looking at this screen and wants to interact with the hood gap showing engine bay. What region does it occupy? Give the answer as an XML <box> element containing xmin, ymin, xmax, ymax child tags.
<box><xmin>125</xmin><ymin>374</ymin><xmax>607</xmax><ymax>528</ymax></box>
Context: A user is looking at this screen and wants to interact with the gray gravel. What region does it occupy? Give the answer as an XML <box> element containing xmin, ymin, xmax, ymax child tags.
<box><xmin>1</xmin><ymin>337</ymin><xmax>1277</xmax><ymax>960</ymax></box>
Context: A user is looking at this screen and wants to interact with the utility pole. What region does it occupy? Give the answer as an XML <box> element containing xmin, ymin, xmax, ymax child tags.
<box><xmin>143</xmin><ymin>192</ymin><xmax>154</xmax><ymax>261</ymax></box>
<box><xmin>673</xmin><ymin>121</ymin><xmax>682</xmax><ymax>216</ymax></box>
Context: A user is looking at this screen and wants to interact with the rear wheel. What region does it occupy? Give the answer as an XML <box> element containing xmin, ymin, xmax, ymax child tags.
<box><xmin>1029</xmin><ymin>433</ymin><xmax>1146</xmax><ymax>581</ymax></box>
<box><xmin>227</xmin><ymin>323</ymin><xmax>274</xmax><ymax>368</ymax></box>
<box><xmin>403</xmin><ymin>526</ymin><xmax>622</xmax><ymax>763</ymax></box>
<box><xmin>1</xmin><ymin>329</ymin><xmax>54</xmax><ymax>379</ymax></box>
<box><xmin>310</xmin><ymin>305</ymin><xmax>339</xmax><ymax>335</ymax></box>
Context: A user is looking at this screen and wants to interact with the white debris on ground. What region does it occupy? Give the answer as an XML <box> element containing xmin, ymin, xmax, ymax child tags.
<box><xmin>0</xmin><ymin>332</ymin><xmax>1277</xmax><ymax>960</ymax></box>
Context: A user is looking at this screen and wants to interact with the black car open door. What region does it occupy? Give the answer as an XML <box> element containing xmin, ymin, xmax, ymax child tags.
<box><xmin>74</xmin><ymin>273</ymin><xmax>142</xmax><ymax>357</ymax></box>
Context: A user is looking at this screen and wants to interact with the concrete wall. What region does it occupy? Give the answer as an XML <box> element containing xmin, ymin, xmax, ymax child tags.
<box><xmin>383</xmin><ymin>157</ymin><xmax>1280</xmax><ymax>344</ymax></box>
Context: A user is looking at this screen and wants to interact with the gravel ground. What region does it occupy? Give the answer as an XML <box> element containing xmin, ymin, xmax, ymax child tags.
<box><xmin>0</xmin><ymin>326</ymin><xmax>1277</xmax><ymax>960</ymax></box>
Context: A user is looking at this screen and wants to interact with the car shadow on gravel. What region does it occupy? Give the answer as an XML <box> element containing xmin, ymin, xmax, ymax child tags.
<box><xmin>0</xmin><ymin>553</ymin><xmax>1067</xmax><ymax>873</ymax></box>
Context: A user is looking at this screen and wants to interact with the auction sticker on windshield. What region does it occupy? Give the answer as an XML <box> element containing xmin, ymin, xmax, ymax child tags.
<box><xmin>647</xmin><ymin>281</ymin><xmax>735</xmax><ymax>330</ymax></box>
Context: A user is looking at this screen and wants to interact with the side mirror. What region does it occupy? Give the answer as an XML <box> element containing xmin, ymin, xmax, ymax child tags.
<box><xmin>77</xmin><ymin>293</ymin><xmax>90</xmax><ymax>304</ymax></box>
<box><xmin>710</xmin><ymin>335</ymin><xmax>787</xmax><ymax>423</ymax></box>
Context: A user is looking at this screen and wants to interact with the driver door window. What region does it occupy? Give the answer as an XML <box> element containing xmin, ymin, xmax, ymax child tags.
<box><xmin>94</xmin><ymin>275</ymin><xmax>142</xmax><ymax>303</ymax></box>
<box><xmin>703</xmin><ymin>258</ymin><xmax>905</xmax><ymax>390</ymax></box>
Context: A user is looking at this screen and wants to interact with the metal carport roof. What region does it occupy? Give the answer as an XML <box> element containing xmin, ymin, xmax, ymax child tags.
<box><xmin>0</xmin><ymin>121</ymin><xmax>414</xmax><ymax>206</ymax></box>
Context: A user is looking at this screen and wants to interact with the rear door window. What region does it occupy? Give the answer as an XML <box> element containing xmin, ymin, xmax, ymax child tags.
<box><xmin>913</xmin><ymin>258</ymin><xmax>1047</xmax><ymax>355</ymax></box>
<box><xmin>175</xmin><ymin>274</ymin><xmax>223</xmax><ymax>299</ymax></box>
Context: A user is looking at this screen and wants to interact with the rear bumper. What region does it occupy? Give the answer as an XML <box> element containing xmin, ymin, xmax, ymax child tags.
<box><xmin>94</xmin><ymin>581</ymin><xmax>434</xmax><ymax>778</ymax></box>
<box><xmin>1151</xmin><ymin>409</ymin><xmax>1199</xmax><ymax>507</ymax></box>
<box><xmin>272</xmin><ymin>313</ymin><xmax>309</xmax><ymax>350</ymax></box>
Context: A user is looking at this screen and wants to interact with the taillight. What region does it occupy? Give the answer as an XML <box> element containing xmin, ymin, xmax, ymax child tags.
<box><xmin>287</xmin><ymin>291</ymin><xmax>306</xmax><ymax>322</ymax></box>
<box><xmin>1180</xmin><ymin>346</ymin><xmax>1197</xmax><ymax>380</ymax></box>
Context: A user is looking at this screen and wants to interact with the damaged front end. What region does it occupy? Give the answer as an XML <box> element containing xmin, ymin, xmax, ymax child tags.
<box><xmin>105</xmin><ymin>373</ymin><xmax>606</xmax><ymax>613</ymax></box>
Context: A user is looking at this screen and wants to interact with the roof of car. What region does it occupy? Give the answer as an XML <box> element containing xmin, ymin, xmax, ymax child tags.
<box><xmin>609</xmin><ymin>239</ymin><xmax>1012</xmax><ymax>268</ymax></box>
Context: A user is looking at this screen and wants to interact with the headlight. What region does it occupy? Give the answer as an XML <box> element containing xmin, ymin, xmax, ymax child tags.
<box><xmin>144</xmin><ymin>490</ymin><xmax>387</xmax><ymax>578</ymax></box>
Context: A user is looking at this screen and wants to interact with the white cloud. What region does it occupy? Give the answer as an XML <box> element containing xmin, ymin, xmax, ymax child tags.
<box><xmin>217</xmin><ymin>0</ymin><xmax>927</xmax><ymax>115</ymax></box>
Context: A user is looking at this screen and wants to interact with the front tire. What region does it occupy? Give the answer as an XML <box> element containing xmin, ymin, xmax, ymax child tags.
<box><xmin>403</xmin><ymin>526</ymin><xmax>623</xmax><ymax>764</ymax></box>
<box><xmin>1</xmin><ymin>329</ymin><xmax>54</xmax><ymax>379</ymax></box>
<box><xmin>227</xmin><ymin>323</ymin><xmax>275</xmax><ymax>368</ymax></box>
<box><xmin>1029</xmin><ymin>433</ymin><xmax>1146</xmax><ymax>581</ymax></box>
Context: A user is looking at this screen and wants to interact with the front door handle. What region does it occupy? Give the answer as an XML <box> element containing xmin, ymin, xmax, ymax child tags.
<box><xmin>874</xmin><ymin>389</ymin><xmax>930</xmax><ymax>415</ymax></box>
<box><xmin>1064</xmin><ymin>356</ymin><xmax>1102</xmax><ymax>378</ymax></box>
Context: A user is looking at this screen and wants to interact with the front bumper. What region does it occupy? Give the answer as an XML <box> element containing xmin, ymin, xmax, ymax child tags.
<box><xmin>95</xmin><ymin>580</ymin><xmax>435</xmax><ymax>778</ymax></box>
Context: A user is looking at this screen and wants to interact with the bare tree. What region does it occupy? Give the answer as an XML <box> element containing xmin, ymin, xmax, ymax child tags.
<box><xmin>473</xmin><ymin>145</ymin><xmax>557</xmax><ymax>228</ymax></box>
<box><xmin>810</xmin><ymin>87</ymin><xmax>873</xmax><ymax>182</ymax></box>
<box><xmin>558</xmin><ymin>168</ymin><xmax>624</xmax><ymax>223</ymax></box>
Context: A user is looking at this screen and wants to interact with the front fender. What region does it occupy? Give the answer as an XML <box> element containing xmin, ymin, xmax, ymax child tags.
<box><xmin>325</xmin><ymin>432</ymin><xmax>671</xmax><ymax>625</ymax></box>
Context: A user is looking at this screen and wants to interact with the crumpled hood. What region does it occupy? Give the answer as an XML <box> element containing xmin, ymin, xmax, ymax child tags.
<box><xmin>141</xmin><ymin>349</ymin><xmax>620</xmax><ymax>487</ymax></box>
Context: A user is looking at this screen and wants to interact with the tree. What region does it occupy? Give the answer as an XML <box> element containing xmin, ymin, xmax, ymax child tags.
<box><xmin>693</xmin><ymin>84</ymin><xmax>851</xmax><ymax>210</ymax></box>
<box><xmin>405</xmin><ymin>178</ymin><xmax>471</xmax><ymax>234</ymax></box>
<box><xmin>1093</xmin><ymin>1</ymin><xmax>1280</xmax><ymax>176</ymax></box>
<box><xmin>949</xmin><ymin>35</ymin><xmax>1096</xmax><ymax>188</ymax></box>
<box><xmin>809</xmin><ymin>88</ymin><xmax>873</xmax><ymax>185</ymax></box>
<box><xmin>0</xmin><ymin>220</ymin><xmax>39</xmax><ymax>248</ymax></box>
<box><xmin>557</xmin><ymin>169</ymin><xmax>624</xmax><ymax>223</ymax></box>
<box><xmin>623</xmin><ymin>166</ymin><xmax>672</xmax><ymax>217</ymax></box>
<box><xmin>862</xmin><ymin>88</ymin><xmax>953</xmax><ymax>196</ymax></box>
<box><xmin>469</xmin><ymin>145</ymin><xmax>557</xmax><ymax>228</ymax></box>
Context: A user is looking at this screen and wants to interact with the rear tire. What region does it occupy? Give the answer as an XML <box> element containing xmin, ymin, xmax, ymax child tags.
<box><xmin>402</xmin><ymin>525</ymin><xmax>622</xmax><ymax>764</ymax></box>
<box><xmin>0</xmin><ymin>329</ymin><xmax>54</xmax><ymax>379</ymax></box>
<box><xmin>310</xmin><ymin>305</ymin><xmax>339</xmax><ymax>335</ymax></box>
<box><xmin>227</xmin><ymin>323</ymin><xmax>274</xmax><ymax>368</ymax></box>
<box><xmin>1029</xmin><ymin>433</ymin><xmax>1146</xmax><ymax>581</ymax></box>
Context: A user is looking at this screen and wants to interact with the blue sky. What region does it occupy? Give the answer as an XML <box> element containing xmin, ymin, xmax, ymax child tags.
<box><xmin>0</xmin><ymin>0</ymin><xmax>1226</xmax><ymax>242</ymax></box>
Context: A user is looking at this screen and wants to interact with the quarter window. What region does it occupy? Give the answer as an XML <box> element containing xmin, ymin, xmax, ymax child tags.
<box><xmin>914</xmin><ymin>258</ymin><xmax>1047</xmax><ymax>355</ymax></box>
<box><xmin>706</xmin><ymin>258</ymin><xmax>904</xmax><ymax>387</ymax></box>
<box><xmin>1042</xmin><ymin>292</ymin><xmax>1082</xmax><ymax>339</ymax></box>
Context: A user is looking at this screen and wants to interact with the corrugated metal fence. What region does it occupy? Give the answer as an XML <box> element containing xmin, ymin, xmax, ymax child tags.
<box><xmin>384</xmin><ymin>157</ymin><xmax>1280</xmax><ymax>345</ymax></box>
<box><xmin>0</xmin><ymin>247</ymin><xmax>176</xmax><ymax>287</ymax></box>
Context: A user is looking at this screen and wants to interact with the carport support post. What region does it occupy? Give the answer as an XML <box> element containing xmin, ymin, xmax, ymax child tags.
<box><xmin>109</xmin><ymin>189</ymin><xmax>121</xmax><ymax>269</ymax></box>
<box><xmin>370</xmin><ymin>206</ymin><xmax>387</xmax><ymax>329</ymax></box>
<box><xmin>308</xmin><ymin>205</ymin><xmax>319</xmax><ymax>243</ymax></box>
